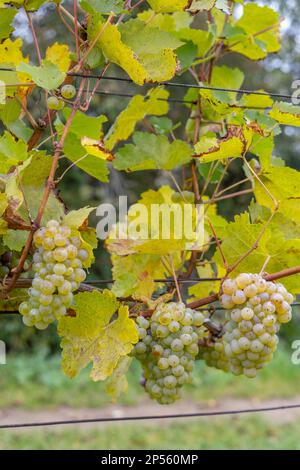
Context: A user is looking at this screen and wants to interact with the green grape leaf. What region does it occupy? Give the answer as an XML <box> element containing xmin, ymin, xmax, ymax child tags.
<box><xmin>176</xmin><ymin>41</ymin><xmax>198</xmax><ymax>72</ymax></box>
<box><xmin>17</xmin><ymin>60</ymin><xmax>65</xmax><ymax>91</ymax></box>
<box><xmin>148</xmin><ymin>116</ymin><xmax>174</xmax><ymax>134</ymax></box>
<box><xmin>210</xmin><ymin>65</ymin><xmax>244</xmax><ymax>104</ymax></box>
<box><xmin>175</xmin><ymin>28</ymin><xmax>214</xmax><ymax>57</ymax></box>
<box><xmin>0</xmin><ymin>8</ymin><xmax>17</xmax><ymax>39</ymax></box>
<box><xmin>114</xmin><ymin>132</ymin><xmax>192</xmax><ymax>171</ymax></box>
<box><xmin>105</xmin><ymin>88</ymin><xmax>169</xmax><ymax>150</ymax></box>
<box><xmin>119</xmin><ymin>18</ymin><xmax>183</xmax><ymax>55</ymax></box>
<box><xmin>213</xmin><ymin>212</ymin><xmax>300</xmax><ymax>294</ymax></box>
<box><xmin>3</xmin><ymin>229</ymin><xmax>27</xmax><ymax>251</ymax></box>
<box><xmin>88</xmin><ymin>19</ymin><xmax>178</xmax><ymax>85</ymax></box>
<box><xmin>58</xmin><ymin>290</ymin><xmax>139</xmax><ymax>381</ymax></box>
<box><xmin>269</xmin><ymin>102</ymin><xmax>300</xmax><ymax>127</ymax></box>
<box><xmin>61</xmin><ymin>109</ymin><xmax>108</xmax><ymax>140</ymax></box>
<box><xmin>80</xmin><ymin>0</ymin><xmax>125</xmax><ymax>14</ymax></box>
<box><xmin>0</xmin><ymin>99</ymin><xmax>22</xmax><ymax>127</ymax></box>
<box><xmin>62</xmin><ymin>133</ymin><xmax>110</xmax><ymax>183</ymax></box>
<box><xmin>0</xmin><ymin>131</ymin><xmax>29</xmax><ymax>173</ymax></box>
<box><xmin>5</xmin><ymin>152</ymin><xmax>65</xmax><ymax>226</ymax></box>
<box><xmin>63</xmin><ymin>207</ymin><xmax>96</xmax><ymax>229</ymax></box>
<box><xmin>226</xmin><ymin>4</ymin><xmax>281</xmax><ymax>60</ymax></box>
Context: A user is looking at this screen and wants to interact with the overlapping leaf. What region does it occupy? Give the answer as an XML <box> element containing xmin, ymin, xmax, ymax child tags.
<box><xmin>88</xmin><ymin>18</ymin><xmax>178</xmax><ymax>85</ymax></box>
<box><xmin>105</xmin><ymin>88</ymin><xmax>169</xmax><ymax>150</ymax></box>
<box><xmin>58</xmin><ymin>290</ymin><xmax>139</xmax><ymax>381</ymax></box>
<box><xmin>114</xmin><ymin>132</ymin><xmax>192</xmax><ymax>171</ymax></box>
<box><xmin>226</xmin><ymin>4</ymin><xmax>281</xmax><ymax>60</ymax></box>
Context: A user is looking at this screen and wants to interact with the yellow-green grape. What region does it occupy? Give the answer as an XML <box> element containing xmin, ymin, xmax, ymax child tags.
<box><xmin>201</xmin><ymin>274</ymin><xmax>293</xmax><ymax>378</ymax></box>
<box><xmin>132</xmin><ymin>303</ymin><xmax>208</xmax><ymax>404</ymax></box>
<box><xmin>61</xmin><ymin>84</ymin><xmax>76</xmax><ymax>100</ymax></box>
<box><xmin>19</xmin><ymin>219</ymin><xmax>89</xmax><ymax>330</ymax></box>
<box><xmin>47</xmin><ymin>96</ymin><xmax>65</xmax><ymax>110</ymax></box>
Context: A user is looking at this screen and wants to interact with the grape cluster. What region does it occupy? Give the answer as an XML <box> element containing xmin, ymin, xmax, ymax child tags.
<box><xmin>132</xmin><ymin>302</ymin><xmax>207</xmax><ymax>404</ymax></box>
<box><xmin>19</xmin><ymin>220</ymin><xmax>89</xmax><ymax>330</ymax></box>
<box><xmin>200</xmin><ymin>273</ymin><xmax>293</xmax><ymax>378</ymax></box>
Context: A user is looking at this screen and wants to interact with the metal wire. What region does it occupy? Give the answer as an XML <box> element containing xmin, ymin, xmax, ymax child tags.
<box><xmin>0</xmin><ymin>67</ymin><xmax>294</xmax><ymax>100</ymax></box>
<box><xmin>1</xmin><ymin>403</ymin><xmax>300</xmax><ymax>429</ymax></box>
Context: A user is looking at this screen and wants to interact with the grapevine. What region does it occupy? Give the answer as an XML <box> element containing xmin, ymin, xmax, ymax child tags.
<box><xmin>0</xmin><ymin>0</ymin><xmax>299</xmax><ymax>405</ymax></box>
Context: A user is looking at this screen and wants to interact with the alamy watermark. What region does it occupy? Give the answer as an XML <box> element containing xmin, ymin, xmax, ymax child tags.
<box><xmin>96</xmin><ymin>196</ymin><xmax>205</xmax><ymax>250</ymax></box>
<box><xmin>291</xmin><ymin>340</ymin><xmax>300</xmax><ymax>365</ymax></box>
<box><xmin>0</xmin><ymin>80</ymin><xmax>6</xmax><ymax>105</ymax></box>
<box><xmin>0</xmin><ymin>340</ymin><xmax>6</xmax><ymax>365</ymax></box>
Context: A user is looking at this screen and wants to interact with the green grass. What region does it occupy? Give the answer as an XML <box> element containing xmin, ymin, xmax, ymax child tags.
<box><xmin>1</xmin><ymin>416</ymin><xmax>300</xmax><ymax>450</ymax></box>
<box><xmin>0</xmin><ymin>347</ymin><xmax>299</xmax><ymax>409</ymax></box>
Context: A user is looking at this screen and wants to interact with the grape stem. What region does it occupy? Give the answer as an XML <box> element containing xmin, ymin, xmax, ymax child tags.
<box><xmin>4</xmin><ymin>78</ymin><xmax>87</xmax><ymax>294</ymax></box>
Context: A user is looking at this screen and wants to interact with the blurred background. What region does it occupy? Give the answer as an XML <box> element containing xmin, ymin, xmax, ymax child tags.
<box><xmin>1</xmin><ymin>0</ymin><xmax>300</xmax><ymax>450</ymax></box>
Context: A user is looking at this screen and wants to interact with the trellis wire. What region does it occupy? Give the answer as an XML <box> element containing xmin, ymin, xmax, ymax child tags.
<box><xmin>1</xmin><ymin>403</ymin><xmax>300</xmax><ymax>429</ymax></box>
<box><xmin>69</xmin><ymin>72</ymin><xmax>294</xmax><ymax>100</ymax></box>
<box><xmin>0</xmin><ymin>67</ymin><xmax>294</xmax><ymax>100</ymax></box>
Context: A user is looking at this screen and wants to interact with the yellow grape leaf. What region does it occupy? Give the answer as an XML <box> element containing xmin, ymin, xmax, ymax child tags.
<box><xmin>254</xmin><ymin>165</ymin><xmax>300</xmax><ymax>224</ymax></box>
<box><xmin>0</xmin><ymin>192</ymin><xmax>8</xmax><ymax>217</ymax></box>
<box><xmin>58</xmin><ymin>290</ymin><xmax>139</xmax><ymax>381</ymax></box>
<box><xmin>89</xmin><ymin>20</ymin><xmax>177</xmax><ymax>85</ymax></box>
<box><xmin>195</xmin><ymin>136</ymin><xmax>245</xmax><ymax>163</ymax></box>
<box><xmin>105</xmin><ymin>356</ymin><xmax>133</xmax><ymax>402</ymax></box>
<box><xmin>110</xmin><ymin>252</ymin><xmax>176</xmax><ymax>300</ymax></box>
<box><xmin>0</xmin><ymin>38</ymin><xmax>31</xmax><ymax>94</ymax></box>
<box><xmin>228</xmin><ymin>4</ymin><xmax>281</xmax><ymax>60</ymax></box>
<box><xmin>147</xmin><ymin>0</ymin><xmax>191</xmax><ymax>12</ymax></box>
<box><xmin>105</xmin><ymin>88</ymin><xmax>169</xmax><ymax>150</ymax></box>
<box><xmin>63</xmin><ymin>207</ymin><xmax>96</xmax><ymax>229</ymax></box>
<box><xmin>45</xmin><ymin>43</ymin><xmax>71</xmax><ymax>73</ymax></box>
<box><xmin>269</xmin><ymin>102</ymin><xmax>300</xmax><ymax>127</ymax></box>
<box><xmin>81</xmin><ymin>137</ymin><xmax>114</xmax><ymax>161</ymax></box>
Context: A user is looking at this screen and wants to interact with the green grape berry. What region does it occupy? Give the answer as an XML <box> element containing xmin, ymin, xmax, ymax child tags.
<box><xmin>61</xmin><ymin>84</ymin><xmax>76</xmax><ymax>100</ymax></box>
<box><xmin>47</xmin><ymin>96</ymin><xmax>65</xmax><ymax>110</ymax></box>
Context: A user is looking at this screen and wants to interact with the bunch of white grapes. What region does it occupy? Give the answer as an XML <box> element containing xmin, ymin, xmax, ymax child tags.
<box><xmin>132</xmin><ymin>302</ymin><xmax>207</xmax><ymax>404</ymax></box>
<box><xmin>200</xmin><ymin>273</ymin><xmax>293</xmax><ymax>378</ymax></box>
<box><xmin>19</xmin><ymin>220</ymin><xmax>89</xmax><ymax>330</ymax></box>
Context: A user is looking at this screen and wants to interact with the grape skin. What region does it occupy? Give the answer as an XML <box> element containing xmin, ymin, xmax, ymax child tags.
<box><xmin>132</xmin><ymin>303</ymin><xmax>208</xmax><ymax>404</ymax></box>
<box><xmin>200</xmin><ymin>274</ymin><xmax>293</xmax><ymax>378</ymax></box>
<box><xmin>19</xmin><ymin>220</ymin><xmax>89</xmax><ymax>330</ymax></box>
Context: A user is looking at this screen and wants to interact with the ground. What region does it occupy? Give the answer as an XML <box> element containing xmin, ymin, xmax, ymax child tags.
<box><xmin>0</xmin><ymin>348</ymin><xmax>299</xmax><ymax>449</ymax></box>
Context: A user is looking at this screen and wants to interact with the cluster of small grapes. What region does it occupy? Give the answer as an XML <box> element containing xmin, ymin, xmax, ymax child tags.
<box><xmin>132</xmin><ymin>302</ymin><xmax>207</xmax><ymax>404</ymax></box>
<box><xmin>19</xmin><ymin>220</ymin><xmax>88</xmax><ymax>330</ymax></box>
<box><xmin>47</xmin><ymin>85</ymin><xmax>76</xmax><ymax>111</ymax></box>
<box><xmin>200</xmin><ymin>273</ymin><xmax>293</xmax><ymax>378</ymax></box>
